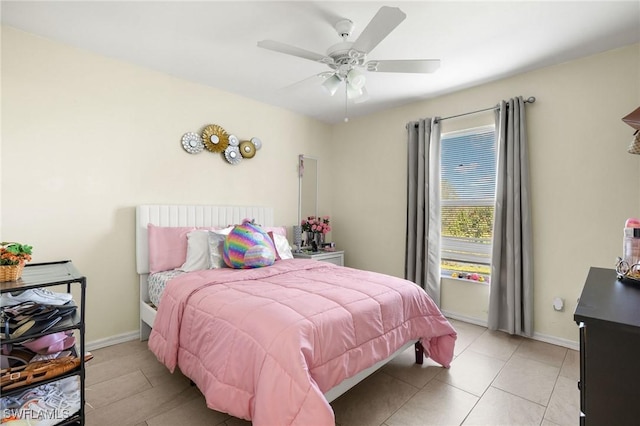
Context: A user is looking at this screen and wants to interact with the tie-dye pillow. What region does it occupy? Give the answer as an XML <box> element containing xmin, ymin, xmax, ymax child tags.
<box><xmin>223</xmin><ymin>220</ymin><xmax>277</xmax><ymax>269</ymax></box>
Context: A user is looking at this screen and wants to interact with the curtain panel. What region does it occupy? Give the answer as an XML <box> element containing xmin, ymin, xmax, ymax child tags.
<box><xmin>405</xmin><ymin>118</ymin><xmax>442</xmax><ymax>306</ymax></box>
<box><xmin>488</xmin><ymin>96</ymin><xmax>533</xmax><ymax>336</ymax></box>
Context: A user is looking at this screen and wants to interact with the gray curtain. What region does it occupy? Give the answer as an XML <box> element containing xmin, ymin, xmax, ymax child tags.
<box><xmin>488</xmin><ymin>97</ymin><xmax>533</xmax><ymax>336</ymax></box>
<box><xmin>405</xmin><ymin>118</ymin><xmax>442</xmax><ymax>305</ymax></box>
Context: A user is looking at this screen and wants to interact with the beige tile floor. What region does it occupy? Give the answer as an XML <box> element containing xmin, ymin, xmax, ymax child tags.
<box><xmin>84</xmin><ymin>319</ymin><xmax>580</xmax><ymax>426</ymax></box>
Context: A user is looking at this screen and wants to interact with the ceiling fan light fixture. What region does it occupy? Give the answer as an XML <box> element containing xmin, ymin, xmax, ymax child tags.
<box><xmin>346</xmin><ymin>84</ymin><xmax>363</xmax><ymax>99</ymax></box>
<box><xmin>346</xmin><ymin>69</ymin><xmax>366</xmax><ymax>89</ymax></box>
<box><xmin>322</xmin><ymin>74</ymin><xmax>342</xmax><ymax>96</ymax></box>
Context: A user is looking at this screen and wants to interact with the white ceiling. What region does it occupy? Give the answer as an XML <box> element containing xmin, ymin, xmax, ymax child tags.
<box><xmin>2</xmin><ymin>1</ymin><xmax>639</xmax><ymax>123</ymax></box>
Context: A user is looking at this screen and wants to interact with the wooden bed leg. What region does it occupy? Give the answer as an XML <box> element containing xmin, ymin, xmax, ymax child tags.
<box><xmin>415</xmin><ymin>341</ymin><xmax>424</xmax><ymax>365</ymax></box>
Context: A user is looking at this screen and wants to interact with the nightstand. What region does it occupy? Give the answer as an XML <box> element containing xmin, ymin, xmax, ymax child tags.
<box><xmin>293</xmin><ymin>250</ymin><xmax>344</xmax><ymax>266</ymax></box>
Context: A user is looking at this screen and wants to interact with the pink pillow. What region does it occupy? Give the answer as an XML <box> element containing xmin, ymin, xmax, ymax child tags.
<box><xmin>263</xmin><ymin>227</ymin><xmax>287</xmax><ymax>260</ymax></box>
<box><xmin>262</xmin><ymin>226</ymin><xmax>287</xmax><ymax>237</ymax></box>
<box><xmin>148</xmin><ymin>224</ymin><xmax>195</xmax><ymax>273</ymax></box>
<box><xmin>267</xmin><ymin>232</ymin><xmax>281</xmax><ymax>261</ymax></box>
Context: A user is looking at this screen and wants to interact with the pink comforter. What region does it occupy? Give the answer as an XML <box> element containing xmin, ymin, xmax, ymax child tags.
<box><xmin>148</xmin><ymin>259</ymin><xmax>456</xmax><ymax>425</ymax></box>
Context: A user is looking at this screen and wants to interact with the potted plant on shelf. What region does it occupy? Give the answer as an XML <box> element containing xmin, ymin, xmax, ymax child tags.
<box><xmin>0</xmin><ymin>242</ymin><xmax>33</xmax><ymax>281</ymax></box>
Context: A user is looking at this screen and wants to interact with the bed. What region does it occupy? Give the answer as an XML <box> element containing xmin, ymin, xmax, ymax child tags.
<box><xmin>136</xmin><ymin>204</ymin><xmax>456</xmax><ymax>425</ymax></box>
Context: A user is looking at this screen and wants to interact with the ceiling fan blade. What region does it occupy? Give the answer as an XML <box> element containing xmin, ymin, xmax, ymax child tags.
<box><xmin>278</xmin><ymin>72</ymin><xmax>334</xmax><ymax>92</ymax></box>
<box><xmin>351</xmin><ymin>6</ymin><xmax>406</xmax><ymax>54</ymax></box>
<box><xmin>366</xmin><ymin>59</ymin><xmax>441</xmax><ymax>73</ymax></box>
<box><xmin>257</xmin><ymin>40</ymin><xmax>333</xmax><ymax>64</ymax></box>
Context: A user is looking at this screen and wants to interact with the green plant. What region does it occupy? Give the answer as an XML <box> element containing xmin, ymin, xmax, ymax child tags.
<box><xmin>0</xmin><ymin>242</ymin><xmax>33</xmax><ymax>265</ymax></box>
<box><xmin>441</xmin><ymin>206</ymin><xmax>494</xmax><ymax>238</ymax></box>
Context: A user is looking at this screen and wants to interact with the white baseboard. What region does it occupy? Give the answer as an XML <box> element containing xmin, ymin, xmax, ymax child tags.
<box><xmin>85</xmin><ymin>330</ymin><xmax>140</xmax><ymax>352</ymax></box>
<box><xmin>531</xmin><ymin>331</ymin><xmax>579</xmax><ymax>351</ymax></box>
<box><xmin>442</xmin><ymin>310</ymin><xmax>580</xmax><ymax>351</ymax></box>
<box><xmin>441</xmin><ymin>310</ymin><xmax>488</xmax><ymax>327</ymax></box>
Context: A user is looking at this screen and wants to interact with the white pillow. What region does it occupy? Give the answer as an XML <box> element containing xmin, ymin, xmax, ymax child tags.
<box><xmin>208</xmin><ymin>227</ymin><xmax>233</xmax><ymax>269</ymax></box>
<box><xmin>179</xmin><ymin>230</ymin><xmax>211</xmax><ymax>272</ymax></box>
<box><xmin>273</xmin><ymin>234</ymin><xmax>293</xmax><ymax>260</ymax></box>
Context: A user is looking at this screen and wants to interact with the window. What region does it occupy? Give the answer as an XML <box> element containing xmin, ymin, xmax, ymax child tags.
<box><xmin>440</xmin><ymin>125</ymin><xmax>496</xmax><ymax>283</ymax></box>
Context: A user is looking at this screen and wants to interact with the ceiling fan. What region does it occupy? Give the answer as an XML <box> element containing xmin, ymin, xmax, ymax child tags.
<box><xmin>257</xmin><ymin>6</ymin><xmax>440</xmax><ymax>107</ymax></box>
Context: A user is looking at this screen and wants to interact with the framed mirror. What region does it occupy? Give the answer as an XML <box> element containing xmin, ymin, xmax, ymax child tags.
<box><xmin>298</xmin><ymin>155</ymin><xmax>318</xmax><ymax>224</ymax></box>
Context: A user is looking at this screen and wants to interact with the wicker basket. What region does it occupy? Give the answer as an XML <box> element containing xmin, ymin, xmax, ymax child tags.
<box><xmin>0</xmin><ymin>263</ymin><xmax>25</xmax><ymax>282</ymax></box>
<box><xmin>628</xmin><ymin>132</ymin><xmax>640</xmax><ymax>155</ymax></box>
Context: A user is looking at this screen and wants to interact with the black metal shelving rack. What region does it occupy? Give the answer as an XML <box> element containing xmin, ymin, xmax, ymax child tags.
<box><xmin>1</xmin><ymin>260</ymin><xmax>86</xmax><ymax>425</ymax></box>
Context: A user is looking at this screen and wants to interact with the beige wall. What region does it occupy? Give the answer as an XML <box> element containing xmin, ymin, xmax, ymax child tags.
<box><xmin>1</xmin><ymin>27</ymin><xmax>333</xmax><ymax>342</ymax></box>
<box><xmin>3</xmin><ymin>25</ymin><xmax>639</xmax><ymax>348</ymax></box>
<box><xmin>330</xmin><ymin>43</ymin><xmax>640</xmax><ymax>345</ymax></box>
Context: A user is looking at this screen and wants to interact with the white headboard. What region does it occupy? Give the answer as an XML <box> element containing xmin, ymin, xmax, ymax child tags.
<box><xmin>135</xmin><ymin>204</ymin><xmax>274</xmax><ymax>274</ymax></box>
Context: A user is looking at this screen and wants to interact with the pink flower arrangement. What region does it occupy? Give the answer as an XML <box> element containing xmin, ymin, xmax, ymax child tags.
<box><xmin>301</xmin><ymin>215</ymin><xmax>331</xmax><ymax>234</ymax></box>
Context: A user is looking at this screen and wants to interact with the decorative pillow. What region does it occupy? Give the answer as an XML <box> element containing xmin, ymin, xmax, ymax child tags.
<box><xmin>274</xmin><ymin>234</ymin><xmax>294</xmax><ymax>260</ymax></box>
<box><xmin>267</xmin><ymin>232</ymin><xmax>281</xmax><ymax>261</ymax></box>
<box><xmin>148</xmin><ymin>224</ymin><xmax>195</xmax><ymax>273</ymax></box>
<box><xmin>268</xmin><ymin>232</ymin><xmax>294</xmax><ymax>260</ymax></box>
<box><xmin>223</xmin><ymin>221</ymin><xmax>276</xmax><ymax>269</ymax></box>
<box><xmin>179</xmin><ymin>230</ymin><xmax>211</xmax><ymax>272</ymax></box>
<box><xmin>208</xmin><ymin>227</ymin><xmax>234</xmax><ymax>269</ymax></box>
<box><xmin>262</xmin><ymin>226</ymin><xmax>287</xmax><ymax>237</ymax></box>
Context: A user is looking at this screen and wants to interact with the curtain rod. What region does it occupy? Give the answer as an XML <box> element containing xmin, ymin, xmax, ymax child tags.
<box><xmin>435</xmin><ymin>96</ymin><xmax>536</xmax><ymax>123</ymax></box>
<box><xmin>409</xmin><ymin>96</ymin><xmax>536</xmax><ymax>128</ymax></box>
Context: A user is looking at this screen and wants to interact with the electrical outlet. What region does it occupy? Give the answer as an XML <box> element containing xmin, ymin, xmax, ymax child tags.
<box><xmin>553</xmin><ymin>297</ymin><xmax>564</xmax><ymax>311</ymax></box>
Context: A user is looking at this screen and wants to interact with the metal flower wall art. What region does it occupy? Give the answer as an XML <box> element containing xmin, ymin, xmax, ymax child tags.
<box><xmin>181</xmin><ymin>124</ymin><xmax>262</xmax><ymax>165</ymax></box>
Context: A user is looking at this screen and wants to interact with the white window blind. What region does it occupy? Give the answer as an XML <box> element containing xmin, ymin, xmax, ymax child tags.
<box><xmin>440</xmin><ymin>125</ymin><xmax>496</xmax><ymax>280</ymax></box>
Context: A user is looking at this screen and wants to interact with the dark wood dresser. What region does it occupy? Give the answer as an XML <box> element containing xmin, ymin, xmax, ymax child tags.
<box><xmin>574</xmin><ymin>266</ymin><xmax>640</xmax><ymax>425</ymax></box>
